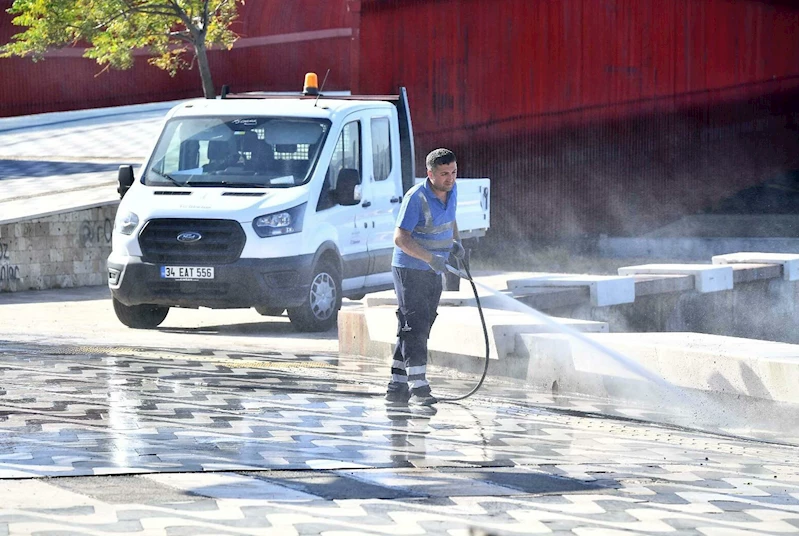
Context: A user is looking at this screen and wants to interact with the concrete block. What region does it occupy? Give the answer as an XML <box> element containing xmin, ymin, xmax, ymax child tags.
<box><xmin>618</xmin><ymin>264</ymin><xmax>733</xmax><ymax>293</ymax></box>
<box><xmin>632</xmin><ymin>274</ymin><xmax>694</xmax><ymax>296</ymax></box>
<box><xmin>712</xmin><ymin>252</ymin><xmax>799</xmax><ymax>281</ymax></box>
<box><xmin>514</xmin><ymin>331</ymin><xmax>799</xmax><ymax>406</ymax></box>
<box><xmin>607</xmin><ymin>333</ymin><xmax>799</xmax><ymax>403</ymax></box>
<box><xmin>49</xmin><ymin>222</ymin><xmax>66</xmax><ymax>236</ymax></box>
<box><xmin>360</xmin><ymin>302</ymin><xmax>607</xmax><ymax>361</ymax></box>
<box><xmin>728</xmin><ymin>263</ymin><xmax>782</xmax><ymax>284</ymax></box>
<box><xmin>73</xmin><ymin>260</ymin><xmax>89</xmax><ymax>274</ymax></box>
<box><xmin>365</xmin><ymin>288</ymin><xmax>515</xmax><ymax>311</ymax></box>
<box><xmin>514</xmin><ymin>286</ymin><xmax>590</xmax><ymax>311</ymax></box>
<box><xmin>508</xmin><ymin>273</ymin><xmax>635</xmax><ymax>307</ymax></box>
<box><xmin>41</xmin><ymin>262</ymin><xmax>57</xmax><ymax>277</ymax></box>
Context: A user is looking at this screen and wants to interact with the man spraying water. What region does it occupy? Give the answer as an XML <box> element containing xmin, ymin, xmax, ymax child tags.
<box><xmin>385</xmin><ymin>148</ymin><xmax>466</xmax><ymax>406</ymax></box>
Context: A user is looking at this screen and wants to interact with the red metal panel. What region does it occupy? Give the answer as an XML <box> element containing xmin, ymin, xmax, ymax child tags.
<box><xmin>358</xmin><ymin>0</ymin><xmax>799</xmax><ymax>136</ymax></box>
<box><xmin>0</xmin><ymin>0</ymin><xmax>351</xmax><ymax>116</ymax></box>
<box><xmin>356</xmin><ymin>0</ymin><xmax>799</xmax><ymax>239</ymax></box>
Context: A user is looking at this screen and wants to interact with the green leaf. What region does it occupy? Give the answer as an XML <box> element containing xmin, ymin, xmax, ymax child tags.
<box><xmin>1</xmin><ymin>0</ymin><xmax>243</xmax><ymax>97</ymax></box>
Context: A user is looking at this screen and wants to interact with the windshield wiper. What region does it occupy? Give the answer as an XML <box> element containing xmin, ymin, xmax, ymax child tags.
<box><xmin>224</xmin><ymin>182</ymin><xmax>269</xmax><ymax>188</ymax></box>
<box><xmin>194</xmin><ymin>181</ymin><xmax>268</xmax><ymax>188</ymax></box>
<box><xmin>148</xmin><ymin>168</ymin><xmax>185</xmax><ymax>187</ymax></box>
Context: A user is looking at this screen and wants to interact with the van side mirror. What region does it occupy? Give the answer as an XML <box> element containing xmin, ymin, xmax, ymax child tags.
<box><xmin>118</xmin><ymin>165</ymin><xmax>135</xmax><ymax>199</ymax></box>
<box><xmin>335</xmin><ymin>168</ymin><xmax>361</xmax><ymax>206</ymax></box>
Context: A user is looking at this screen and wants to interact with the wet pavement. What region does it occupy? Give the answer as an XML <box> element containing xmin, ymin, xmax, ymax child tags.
<box><xmin>2</xmin><ymin>104</ymin><xmax>799</xmax><ymax>534</ymax></box>
<box><xmin>1</xmin><ymin>287</ymin><xmax>799</xmax><ymax>534</ymax></box>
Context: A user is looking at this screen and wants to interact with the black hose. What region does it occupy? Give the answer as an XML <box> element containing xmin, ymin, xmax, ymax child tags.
<box><xmin>438</xmin><ymin>257</ymin><xmax>491</xmax><ymax>402</ymax></box>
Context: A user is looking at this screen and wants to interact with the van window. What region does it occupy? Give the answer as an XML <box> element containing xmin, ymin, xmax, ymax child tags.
<box><xmin>143</xmin><ymin>117</ymin><xmax>330</xmax><ymax>188</ymax></box>
<box><xmin>318</xmin><ymin>121</ymin><xmax>361</xmax><ymax>211</ymax></box>
<box><xmin>371</xmin><ymin>117</ymin><xmax>392</xmax><ymax>181</ymax></box>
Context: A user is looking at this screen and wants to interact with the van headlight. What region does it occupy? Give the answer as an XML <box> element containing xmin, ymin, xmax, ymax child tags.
<box><xmin>253</xmin><ymin>203</ymin><xmax>306</xmax><ymax>237</ymax></box>
<box><xmin>116</xmin><ymin>212</ymin><xmax>140</xmax><ymax>235</ymax></box>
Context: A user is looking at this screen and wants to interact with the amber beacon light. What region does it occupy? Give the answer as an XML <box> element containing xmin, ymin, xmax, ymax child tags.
<box><xmin>303</xmin><ymin>73</ymin><xmax>319</xmax><ymax>96</ymax></box>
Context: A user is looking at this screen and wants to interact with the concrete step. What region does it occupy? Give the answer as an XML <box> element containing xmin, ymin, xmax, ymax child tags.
<box><xmin>712</xmin><ymin>252</ymin><xmax>799</xmax><ymax>281</ymax></box>
<box><xmin>507</xmin><ymin>273</ymin><xmax>635</xmax><ymax>306</ymax></box>
<box><xmin>339</xmin><ymin>290</ymin><xmax>609</xmax><ymax>376</ymax></box>
<box><xmin>516</xmin><ymin>331</ymin><xmax>799</xmax><ymax>405</ymax></box>
<box><xmin>513</xmin><ymin>331</ymin><xmax>799</xmax><ymax>437</ymax></box>
<box><xmin>618</xmin><ymin>263</ymin><xmax>733</xmax><ymax>293</ymax></box>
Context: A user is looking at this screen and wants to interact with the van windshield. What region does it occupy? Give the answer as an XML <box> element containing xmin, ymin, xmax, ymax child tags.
<box><xmin>144</xmin><ymin>116</ymin><xmax>331</xmax><ymax>188</ymax></box>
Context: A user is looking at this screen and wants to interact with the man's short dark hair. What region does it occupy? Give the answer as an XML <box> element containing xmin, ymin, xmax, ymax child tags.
<box><xmin>426</xmin><ymin>148</ymin><xmax>456</xmax><ymax>171</ymax></box>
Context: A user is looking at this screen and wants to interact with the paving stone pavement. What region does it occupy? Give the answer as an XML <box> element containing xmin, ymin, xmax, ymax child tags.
<box><xmin>1</xmin><ymin>338</ymin><xmax>798</xmax><ymax>535</ymax></box>
<box><xmin>0</xmin><ymin>103</ymin><xmax>173</xmax><ymax>162</ymax></box>
<box><xmin>0</xmin><ymin>102</ymin><xmax>172</xmax><ymax>222</ymax></box>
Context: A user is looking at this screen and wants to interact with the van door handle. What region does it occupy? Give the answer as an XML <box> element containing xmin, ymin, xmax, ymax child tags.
<box><xmin>361</xmin><ymin>201</ymin><xmax>372</xmax><ymax>208</ymax></box>
<box><xmin>390</xmin><ymin>196</ymin><xmax>401</xmax><ymax>203</ymax></box>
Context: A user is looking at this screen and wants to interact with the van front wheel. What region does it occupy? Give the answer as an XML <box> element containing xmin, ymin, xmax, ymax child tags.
<box><xmin>112</xmin><ymin>297</ymin><xmax>169</xmax><ymax>329</ymax></box>
<box><xmin>287</xmin><ymin>261</ymin><xmax>341</xmax><ymax>332</ymax></box>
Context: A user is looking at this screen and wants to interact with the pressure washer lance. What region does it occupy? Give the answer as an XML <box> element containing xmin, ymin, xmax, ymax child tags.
<box><xmin>434</xmin><ymin>259</ymin><xmax>491</xmax><ymax>402</ymax></box>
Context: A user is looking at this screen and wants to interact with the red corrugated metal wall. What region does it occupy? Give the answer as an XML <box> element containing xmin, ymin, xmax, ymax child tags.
<box><xmin>356</xmin><ymin>0</ymin><xmax>799</xmax><ymax>240</ymax></box>
<box><xmin>0</xmin><ymin>0</ymin><xmax>352</xmax><ymax>117</ymax></box>
<box><xmin>357</xmin><ymin>0</ymin><xmax>799</xmax><ymax>140</ymax></box>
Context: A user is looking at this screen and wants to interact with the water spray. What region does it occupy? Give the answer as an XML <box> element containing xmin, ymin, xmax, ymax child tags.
<box><xmin>408</xmin><ymin>261</ymin><xmax>793</xmax><ymax>445</ymax></box>
<box><xmin>434</xmin><ymin>258</ymin><xmax>671</xmax><ymax>405</ymax></box>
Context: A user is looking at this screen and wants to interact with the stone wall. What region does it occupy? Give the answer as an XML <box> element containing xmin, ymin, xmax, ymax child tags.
<box><xmin>0</xmin><ymin>204</ymin><xmax>118</xmax><ymax>293</ymax></box>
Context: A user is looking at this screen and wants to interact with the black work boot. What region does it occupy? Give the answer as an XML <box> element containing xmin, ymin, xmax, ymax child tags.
<box><xmin>409</xmin><ymin>387</ymin><xmax>438</xmax><ymax>406</ymax></box>
<box><xmin>385</xmin><ymin>382</ymin><xmax>410</xmax><ymax>404</ymax></box>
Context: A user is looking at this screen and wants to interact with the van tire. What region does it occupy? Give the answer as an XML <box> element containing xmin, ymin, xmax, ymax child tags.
<box><xmin>287</xmin><ymin>260</ymin><xmax>341</xmax><ymax>332</ymax></box>
<box><xmin>255</xmin><ymin>306</ymin><xmax>285</xmax><ymax>317</ymax></box>
<box><xmin>112</xmin><ymin>297</ymin><xmax>169</xmax><ymax>329</ymax></box>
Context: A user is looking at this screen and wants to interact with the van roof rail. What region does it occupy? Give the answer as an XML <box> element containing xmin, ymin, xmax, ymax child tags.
<box><xmin>221</xmin><ymin>93</ymin><xmax>401</xmax><ymax>101</ymax></box>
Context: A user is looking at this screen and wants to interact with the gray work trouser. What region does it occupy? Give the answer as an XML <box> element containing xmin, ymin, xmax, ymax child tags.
<box><xmin>389</xmin><ymin>266</ymin><xmax>442</xmax><ymax>394</ymax></box>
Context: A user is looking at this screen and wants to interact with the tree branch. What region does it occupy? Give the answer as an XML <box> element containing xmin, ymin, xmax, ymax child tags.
<box><xmin>165</xmin><ymin>0</ymin><xmax>198</xmax><ymax>36</ymax></box>
<box><xmin>168</xmin><ymin>30</ymin><xmax>193</xmax><ymax>43</ymax></box>
<box><xmin>92</xmin><ymin>3</ymin><xmax>181</xmax><ymax>31</ymax></box>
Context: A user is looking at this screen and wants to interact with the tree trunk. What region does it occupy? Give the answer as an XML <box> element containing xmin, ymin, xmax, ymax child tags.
<box><xmin>194</xmin><ymin>41</ymin><xmax>215</xmax><ymax>99</ymax></box>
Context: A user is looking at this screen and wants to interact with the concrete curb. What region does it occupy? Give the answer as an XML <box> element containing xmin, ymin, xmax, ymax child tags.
<box><xmin>0</xmin><ymin>100</ymin><xmax>183</xmax><ymax>133</ymax></box>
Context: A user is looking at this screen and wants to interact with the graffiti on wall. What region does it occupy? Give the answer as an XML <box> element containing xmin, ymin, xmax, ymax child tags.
<box><xmin>0</xmin><ymin>242</ymin><xmax>20</xmax><ymax>285</ymax></box>
<box><xmin>80</xmin><ymin>218</ymin><xmax>113</xmax><ymax>247</ymax></box>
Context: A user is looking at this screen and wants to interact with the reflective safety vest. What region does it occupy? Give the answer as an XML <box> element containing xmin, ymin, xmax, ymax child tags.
<box><xmin>413</xmin><ymin>191</ymin><xmax>454</xmax><ymax>253</ymax></box>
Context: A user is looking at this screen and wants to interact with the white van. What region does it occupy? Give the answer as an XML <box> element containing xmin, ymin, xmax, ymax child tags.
<box><xmin>108</xmin><ymin>80</ymin><xmax>490</xmax><ymax>332</ymax></box>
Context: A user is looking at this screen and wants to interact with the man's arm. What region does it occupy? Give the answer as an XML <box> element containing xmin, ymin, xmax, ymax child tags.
<box><xmin>453</xmin><ymin>221</ymin><xmax>460</xmax><ymax>242</ymax></box>
<box><xmin>394</xmin><ymin>227</ymin><xmax>435</xmax><ymax>264</ymax></box>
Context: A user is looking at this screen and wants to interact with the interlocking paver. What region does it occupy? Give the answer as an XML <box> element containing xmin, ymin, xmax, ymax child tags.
<box><xmin>0</xmin><ymin>339</ymin><xmax>798</xmax><ymax>535</ymax></box>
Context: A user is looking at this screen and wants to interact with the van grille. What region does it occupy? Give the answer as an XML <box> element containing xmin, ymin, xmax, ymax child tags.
<box><xmin>139</xmin><ymin>219</ymin><xmax>246</xmax><ymax>264</ymax></box>
<box><xmin>149</xmin><ymin>281</ymin><xmax>231</xmax><ymax>296</ymax></box>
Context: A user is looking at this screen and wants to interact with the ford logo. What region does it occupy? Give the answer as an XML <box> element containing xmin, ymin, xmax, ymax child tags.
<box><xmin>177</xmin><ymin>231</ymin><xmax>202</xmax><ymax>243</ymax></box>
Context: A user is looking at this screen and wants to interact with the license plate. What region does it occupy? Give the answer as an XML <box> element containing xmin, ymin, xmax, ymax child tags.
<box><xmin>160</xmin><ymin>266</ymin><xmax>214</xmax><ymax>280</ymax></box>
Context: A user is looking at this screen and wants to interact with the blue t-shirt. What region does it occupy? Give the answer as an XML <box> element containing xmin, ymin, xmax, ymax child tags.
<box><xmin>392</xmin><ymin>179</ymin><xmax>457</xmax><ymax>271</ymax></box>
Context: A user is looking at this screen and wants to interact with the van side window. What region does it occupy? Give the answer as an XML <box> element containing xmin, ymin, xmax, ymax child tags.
<box><xmin>318</xmin><ymin>121</ymin><xmax>361</xmax><ymax>211</ymax></box>
<box><xmin>371</xmin><ymin>117</ymin><xmax>392</xmax><ymax>181</ymax></box>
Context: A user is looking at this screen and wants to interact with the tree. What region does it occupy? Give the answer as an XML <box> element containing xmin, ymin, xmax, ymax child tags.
<box><xmin>1</xmin><ymin>0</ymin><xmax>242</xmax><ymax>99</ymax></box>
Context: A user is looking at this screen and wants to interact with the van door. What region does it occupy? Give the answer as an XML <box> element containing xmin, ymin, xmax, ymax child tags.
<box><xmin>315</xmin><ymin>119</ymin><xmax>368</xmax><ymax>292</ymax></box>
<box><xmin>363</xmin><ymin>114</ymin><xmax>403</xmax><ymax>288</ymax></box>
